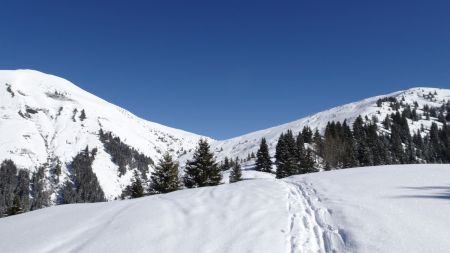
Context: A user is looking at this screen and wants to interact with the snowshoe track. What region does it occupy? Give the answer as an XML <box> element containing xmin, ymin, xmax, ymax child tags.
<box><xmin>282</xmin><ymin>180</ymin><xmax>346</xmax><ymax>253</ymax></box>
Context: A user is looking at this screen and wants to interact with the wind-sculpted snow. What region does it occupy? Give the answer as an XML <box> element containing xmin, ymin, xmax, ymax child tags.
<box><xmin>1</xmin><ymin>164</ymin><xmax>449</xmax><ymax>252</ymax></box>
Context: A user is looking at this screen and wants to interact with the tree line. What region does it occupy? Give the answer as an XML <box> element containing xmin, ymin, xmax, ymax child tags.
<box><xmin>123</xmin><ymin>138</ymin><xmax>242</xmax><ymax>199</ymax></box>
<box><xmin>251</xmin><ymin>100</ymin><xmax>450</xmax><ymax>178</ymax></box>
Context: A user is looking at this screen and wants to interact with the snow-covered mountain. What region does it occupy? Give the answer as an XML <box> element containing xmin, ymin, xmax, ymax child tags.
<box><xmin>0</xmin><ymin>70</ymin><xmax>208</xmax><ymax>199</ymax></box>
<box><xmin>212</xmin><ymin>86</ymin><xmax>450</xmax><ymax>160</ymax></box>
<box><xmin>1</xmin><ymin>164</ymin><xmax>449</xmax><ymax>253</ymax></box>
<box><xmin>1</xmin><ymin>69</ymin><xmax>449</xmax><ymax>200</ymax></box>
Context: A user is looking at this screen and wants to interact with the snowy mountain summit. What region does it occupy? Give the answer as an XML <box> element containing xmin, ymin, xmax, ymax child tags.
<box><xmin>1</xmin><ymin>69</ymin><xmax>449</xmax><ymax>200</ymax></box>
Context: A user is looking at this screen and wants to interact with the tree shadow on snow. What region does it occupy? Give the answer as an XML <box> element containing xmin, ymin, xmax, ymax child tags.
<box><xmin>393</xmin><ymin>185</ymin><xmax>450</xmax><ymax>200</ymax></box>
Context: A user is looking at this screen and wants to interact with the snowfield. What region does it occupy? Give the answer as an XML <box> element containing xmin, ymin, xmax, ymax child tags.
<box><xmin>1</xmin><ymin>164</ymin><xmax>449</xmax><ymax>253</ymax></box>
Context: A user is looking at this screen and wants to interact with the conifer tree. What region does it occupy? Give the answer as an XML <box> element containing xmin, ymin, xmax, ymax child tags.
<box><xmin>31</xmin><ymin>167</ymin><xmax>49</xmax><ymax>209</ymax></box>
<box><xmin>150</xmin><ymin>152</ymin><xmax>180</xmax><ymax>194</ymax></box>
<box><xmin>15</xmin><ymin>170</ymin><xmax>30</xmax><ymax>211</ymax></box>
<box><xmin>61</xmin><ymin>181</ymin><xmax>78</xmax><ymax>204</ymax></box>
<box><xmin>353</xmin><ymin>116</ymin><xmax>373</xmax><ymax>166</ymax></box>
<box><xmin>129</xmin><ymin>171</ymin><xmax>144</xmax><ymax>198</ymax></box>
<box><xmin>341</xmin><ymin>121</ymin><xmax>358</xmax><ymax>168</ymax></box>
<box><xmin>301</xmin><ymin>126</ymin><xmax>313</xmax><ymax>143</ymax></box>
<box><xmin>229</xmin><ymin>159</ymin><xmax>242</xmax><ymax>183</ymax></box>
<box><xmin>313</xmin><ymin>129</ymin><xmax>324</xmax><ymax>158</ymax></box>
<box><xmin>302</xmin><ymin>148</ymin><xmax>317</xmax><ymax>173</ymax></box>
<box><xmin>255</xmin><ymin>138</ymin><xmax>272</xmax><ymax>173</ymax></box>
<box><xmin>79</xmin><ymin>109</ymin><xmax>86</xmax><ymax>121</ymax></box>
<box><xmin>0</xmin><ymin>160</ymin><xmax>18</xmax><ymax>216</ymax></box>
<box><xmin>183</xmin><ymin>139</ymin><xmax>222</xmax><ymax>188</ymax></box>
<box><xmin>295</xmin><ymin>132</ymin><xmax>307</xmax><ymax>173</ymax></box>
<box><xmin>275</xmin><ymin>131</ymin><xmax>297</xmax><ymax>178</ymax></box>
<box><xmin>221</xmin><ymin>157</ymin><xmax>231</xmax><ymax>171</ymax></box>
<box><xmin>6</xmin><ymin>196</ymin><xmax>23</xmax><ymax>216</ymax></box>
<box><xmin>390</xmin><ymin>124</ymin><xmax>406</xmax><ymax>163</ymax></box>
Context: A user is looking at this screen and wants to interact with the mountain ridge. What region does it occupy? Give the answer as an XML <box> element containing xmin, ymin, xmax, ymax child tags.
<box><xmin>1</xmin><ymin>69</ymin><xmax>449</xmax><ymax>201</ymax></box>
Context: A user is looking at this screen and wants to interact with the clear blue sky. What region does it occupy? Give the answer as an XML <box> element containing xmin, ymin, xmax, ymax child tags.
<box><xmin>1</xmin><ymin>0</ymin><xmax>449</xmax><ymax>139</ymax></box>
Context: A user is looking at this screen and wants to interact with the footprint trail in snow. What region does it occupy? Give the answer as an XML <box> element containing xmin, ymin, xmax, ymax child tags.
<box><xmin>281</xmin><ymin>179</ymin><xmax>346</xmax><ymax>253</ymax></box>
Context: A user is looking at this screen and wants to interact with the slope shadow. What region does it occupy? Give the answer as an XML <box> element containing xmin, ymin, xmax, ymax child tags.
<box><xmin>393</xmin><ymin>185</ymin><xmax>450</xmax><ymax>200</ymax></box>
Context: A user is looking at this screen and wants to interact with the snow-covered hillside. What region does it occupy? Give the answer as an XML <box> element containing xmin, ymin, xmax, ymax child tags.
<box><xmin>0</xmin><ymin>70</ymin><xmax>209</xmax><ymax>199</ymax></box>
<box><xmin>212</xmin><ymin>87</ymin><xmax>450</xmax><ymax>159</ymax></box>
<box><xmin>1</xmin><ymin>164</ymin><xmax>449</xmax><ymax>253</ymax></box>
<box><xmin>0</xmin><ymin>69</ymin><xmax>449</xmax><ymax>200</ymax></box>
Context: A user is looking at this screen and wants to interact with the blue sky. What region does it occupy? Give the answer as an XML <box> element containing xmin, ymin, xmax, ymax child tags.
<box><xmin>1</xmin><ymin>0</ymin><xmax>449</xmax><ymax>139</ymax></box>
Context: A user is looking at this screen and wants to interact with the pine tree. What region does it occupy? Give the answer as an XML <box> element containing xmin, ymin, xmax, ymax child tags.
<box><xmin>313</xmin><ymin>129</ymin><xmax>323</xmax><ymax>158</ymax></box>
<box><xmin>15</xmin><ymin>170</ymin><xmax>30</xmax><ymax>211</ymax></box>
<box><xmin>323</xmin><ymin>121</ymin><xmax>340</xmax><ymax>169</ymax></box>
<box><xmin>302</xmin><ymin>149</ymin><xmax>317</xmax><ymax>173</ymax></box>
<box><xmin>353</xmin><ymin>116</ymin><xmax>373</xmax><ymax>166</ymax></box>
<box><xmin>129</xmin><ymin>171</ymin><xmax>144</xmax><ymax>198</ymax></box>
<box><xmin>79</xmin><ymin>109</ymin><xmax>86</xmax><ymax>121</ymax></box>
<box><xmin>229</xmin><ymin>160</ymin><xmax>242</xmax><ymax>183</ymax></box>
<box><xmin>296</xmin><ymin>132</ymin><xmax>312</xmax><ymax>174</ymax></box>
<box><xmin>275</xmin><ymin>131</ymin><xmax>297</xmax><ymax>178</ymax></box>
<box><xmin>255</xmin><ymin>138</ymin><xmax>272</xmax><ymax>173</ymax></box>
<box><xmin>31</xmin><ymin>167</ymin><xmax>49</xmax><ymax>209</ymax></box>
<box><xmin>0</xmin><ymin>160</ymin><xmax>18</xmax><ymax>216</ymax></box>
<box><xmin>183</xmin><ymin>139</ymin><xmax>222</xmax><ymax>188</ymax></box>
<box><xmin>301</xmin><ymin>126</ymin><xmax>313</xmax><ymax>143</ymax></box>
<box><xmin>341</xmin><ymin>121</ymin><xmax>358</xmax><ymax>168</ymax></box>
<box><xmin>220</xmin><ymin>157</ymin><xmax>231</xmax><ymax>171</ymax></box>
<box><xmin>150</xmin><ymin>152</ymin><xmax>180</xmax><ymax>194</ymax></box>
<box><xmin>6</xmin><ymin>195</ymin><xmax>23</xmax><ymax>216</ymax></box>
<box><xmin>61</xmin><ymin>181</ymin><xmax>78</xmax><ymax>204</ymax></box>
<box><xmin>390</xmin><ymin>124</ymin><xmax>406</xmax><ymax>163</ymax></box>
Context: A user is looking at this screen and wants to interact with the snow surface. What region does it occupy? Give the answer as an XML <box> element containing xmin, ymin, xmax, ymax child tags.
<box><xmin>1</xmin><ymin>164</ymin><xmax>449</xmax><ymax>253</ymax></box>
<box><xmin>1</xmin><ymin>69</ymin><xmax>449</xmax><ymax>200</ymax></box>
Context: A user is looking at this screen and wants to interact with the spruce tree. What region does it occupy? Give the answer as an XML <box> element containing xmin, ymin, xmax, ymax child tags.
<box><xmin>221</xmin><ymin>157</ymin><xmax>231</xmax><ymax>171</ymax></box>
<box><xmin>183</xmin><ymin>139</ymin><xmax>222</xmax><ymax>188</ymax></box>
<box><xmin>129</xmin><ymin>171</ymin><xmax>144</xmax><ymax>198</ymax></box>
<box><xmin>31</xmin><ymin>167</ymin><xmax>49</xmax><ymax>209</ymax></box>
<box><xmin>229</xmin><ymin>159</ymin><xmax>242</xmax><ymax>183</ymax></box>
<box><xmin>313</xmin><ymin>129</ymin><xmax>324</xmax><ymax>158</ymax></box>
<box><xmin>275</xmin><ymin>131</ymin><xmax>297</xmax><ymax>178</ymax></box>
<box><xmin>341</xmin><ymin>121</ymin><xmax>358</xmax><ymax>168</ymax></box>
<box><xmin>61</xmin><ymin>181</ymin><xmax>78</xmax><ymax>204</ymax></box>
<box><xmin>150</xmin><ymin>152</ymin><xmax>180</xmax><ymax>194</ymax></box>
<box><xmin>301</xmin><ymin>126</ymin><xmax>313</xmax><ymax>143</ymax></box>
<box><xmin>255</xmin><ymin>138</ymin><xmax>272</xmax><ymax>173</ymax></box>
<box><xmin>6</xmin><ymin>196</ymin><xmax>23</xmax><ymax>216</ymax></box>
<box><xmin>353</xmin><ymin>116</ymin><xmax>373</xmax><ymax>166</ymax></box>
<box><xmin>0</xmin><ymin>160</ymin><xmax>18</xmax><ymax>216</ymax></box>
<box><xmin>79</xmin><ymin>109</ymin><xmax>86</xmax><ymax>121</ymax></box>
<box><xmin>302</xmin><ymin>148</ymin><xmax>317</xmax><ymax>173</ymax></box>
<box><xmin>295</xmin><ymin>132</ymin><xmax>307</xmax><ymax>173</ymax></box>
<box><xmin>15</xmin><ymin>170</ymin><xmax>30</xmax><ymax>211</ymax></box>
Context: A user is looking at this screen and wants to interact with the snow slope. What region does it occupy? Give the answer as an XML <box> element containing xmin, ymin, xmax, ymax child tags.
<box><xmin>212</xmin><ymin>87</ymin><xmax>450</xmax><ymax>159</ymax></box>
<box><xmin>0</xmin><ymin>70</ymin><xmax>209</xmax><ymax>199</ymax></box>
<box><xmin>1</xmin><ymin>164</ymin><xmax>449</xmax><ymax>253</ymax></box>
<box><xmin>1</xmin><ymin>69</ymin><xmax>449</xmax><ymax>200</ymax></box>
